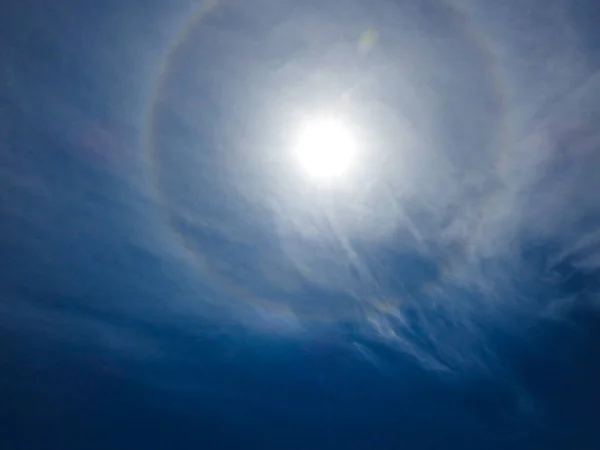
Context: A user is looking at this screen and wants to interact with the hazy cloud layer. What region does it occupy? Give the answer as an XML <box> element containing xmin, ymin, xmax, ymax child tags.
<box><xmin>1</xmin><ymin>1</ymin><xmax>599</xmax><ymax>430</ymax></box>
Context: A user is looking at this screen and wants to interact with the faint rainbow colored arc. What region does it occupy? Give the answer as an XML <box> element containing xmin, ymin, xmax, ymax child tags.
<box><xmin>141</xmin><ymin>0</ymin><xmax>512</xmax><ymax>324</ymax></box>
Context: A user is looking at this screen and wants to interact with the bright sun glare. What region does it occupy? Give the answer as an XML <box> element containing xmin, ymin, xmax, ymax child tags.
<box><xmin>293</xmin><ymin>115</ymin><xmax>358</xmax><ymax>181</ymax></box>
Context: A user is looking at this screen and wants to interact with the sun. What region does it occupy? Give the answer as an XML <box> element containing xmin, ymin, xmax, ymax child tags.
<box><xmin>292</xmin><ymin>115</ymin><xmax>359</xmax><ymax>181</ymax></box>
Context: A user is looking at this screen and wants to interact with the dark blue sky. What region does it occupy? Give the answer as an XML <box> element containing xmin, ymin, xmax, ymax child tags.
<box><xmin>1</xmin><ymin>0</ymin><xmax>600</xmax><ymax>448</ymax></box>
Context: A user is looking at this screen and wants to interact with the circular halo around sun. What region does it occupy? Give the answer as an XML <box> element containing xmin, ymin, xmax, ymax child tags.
<box><xmin>292</xmin><ymin>115</ymin><xmax>359</xmax><ymax>181</ymax></box>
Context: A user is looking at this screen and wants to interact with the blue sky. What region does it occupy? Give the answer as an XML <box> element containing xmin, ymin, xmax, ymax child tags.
<box><xmin>1</xmin><ymin>0</ymin><xmax>600</xmax><ymax>448</ymax></box>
